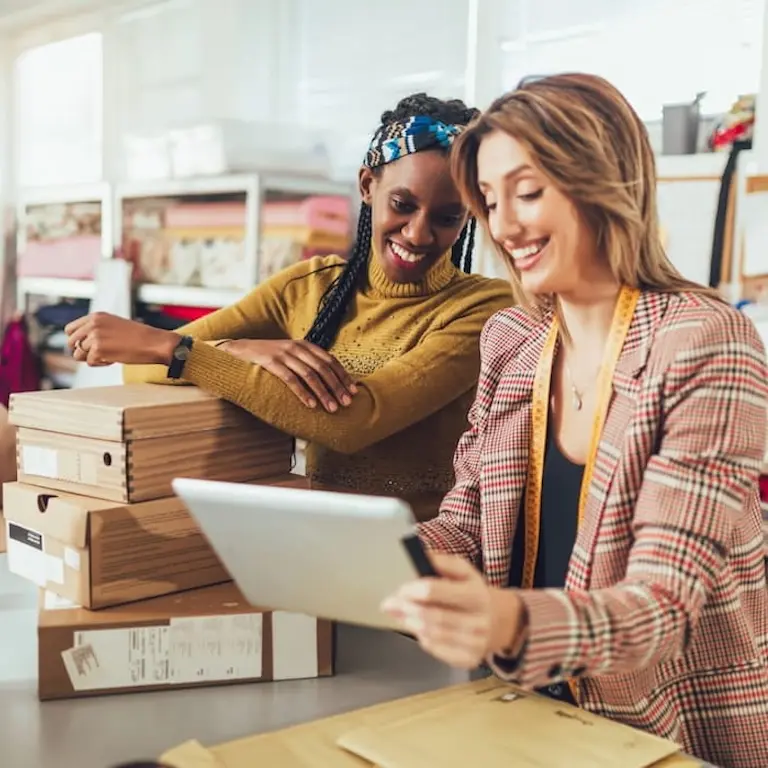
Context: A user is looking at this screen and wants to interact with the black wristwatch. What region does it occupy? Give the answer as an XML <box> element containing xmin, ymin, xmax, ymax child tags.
<box><xmin>167</xmin><ymin>335</ymin><xmax>194</xmax><ymax>379</ymax></box>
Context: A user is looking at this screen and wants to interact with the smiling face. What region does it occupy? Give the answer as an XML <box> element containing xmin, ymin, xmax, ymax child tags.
<box><xmin>359</xmin><ymin>150</ymin><xmax>468</xmax><ymax>284</ymax></box>
<box><xmin>476</xmin><ymin>129</ymin><xmax>612</xmax><ymax>299</ymax></box>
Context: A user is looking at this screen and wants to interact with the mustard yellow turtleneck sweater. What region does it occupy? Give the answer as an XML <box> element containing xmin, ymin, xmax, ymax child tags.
<box><xmin>124</xmin><ymin>253</ymin><xmax>512</xmax><ymax>520</ymax></box>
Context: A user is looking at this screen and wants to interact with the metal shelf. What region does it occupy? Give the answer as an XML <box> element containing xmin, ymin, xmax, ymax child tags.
<box><xmin>18</xmin><ymin>182</ymin><xmax>111</xmax><ymax>207</ymax></box>
<box><xmin>116</xmin><ymin>174</ymin><xmax>259</xmax><ymax>200</ymax></box>
<box><xmin>17</xmin><ymin>277</ymin><xmax>96</xmax><ymax>300</ymax></box>
<box><xmin>259</xmin><ymin>173</ymin><xmax>353</xmax><ymax>197</ymax></box>
<box><xmin>115</xmin><ymin>173</ymin><xmax>352</xmax><ymax>200</ymax></box>
<box><xmin>16</xmin><ymin>173</ymin><xmax>352</xmax><ymax>316</ymax></box>
<box><xmin>136</xmin><ymin>284</ymin><xmax>246</xmax><ymax>308</ymax></box>
<box><xmin>16</xmin><ymin>277</ymin><xmax>247</xmax><ymax>310</ymax></box>
<box><xmin>656</xmin><ymin>153</ymin><xmax>729</xmax><ymax>180</ymax></box>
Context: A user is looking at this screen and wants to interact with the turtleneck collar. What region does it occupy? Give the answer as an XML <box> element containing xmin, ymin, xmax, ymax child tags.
<box><xmin>365</xmin><ymin>247</ymin><xmax>458</xmax><ymax>299</ymax></box>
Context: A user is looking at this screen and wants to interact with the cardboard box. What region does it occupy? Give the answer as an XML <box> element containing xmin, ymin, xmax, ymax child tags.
<box><xmin>38</xmin><ymin>581</ymin><xmax>334</xmax><ymax>701</ymax></box>
<box><xmin>3</xmin><ymin>473</ymin><xmax>314</xmax><ymax>608</ymax></box>
<box><xmin>0</xmin><ymin>400</ymin><xmax>16</xmax><ymax>552</ymax></box>
<box><xmin>160</xmin><ymin>679</ymin><xmax>697</xmax><ymax>768</ymax></box>
<box><xmin>10</xmin><ymin>384</ymin><xmax>293</xmax><ymax>503</ymax></box>
<box><xmin>3</xmin><ymin>481</ymin><xmax>230</xmax><ymax>608</ymax></box>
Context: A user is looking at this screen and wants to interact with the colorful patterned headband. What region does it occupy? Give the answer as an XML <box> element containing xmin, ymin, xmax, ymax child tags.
<box><xmin>364</xmin><ymin>115</ymin><xmax>464</xmax><ymax>169</ymax></box>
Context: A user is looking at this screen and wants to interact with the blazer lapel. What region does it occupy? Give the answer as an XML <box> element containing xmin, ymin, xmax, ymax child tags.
<box><xmin>480</xmin><ymin>318</ymin><xmax>551</xmax><ymax>588</ymax></box>
<box><xmin>568</xmin><ymin>291</ymin><xmax>669</xmax><ymax>590</ymax></box>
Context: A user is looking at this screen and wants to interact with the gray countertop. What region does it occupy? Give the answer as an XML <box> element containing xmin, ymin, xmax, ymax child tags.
<box><xmin>0</xmin><ymin>554</ymin><xmax>469</xmax><ymax>768</ymax></box>
<box><xmin>0</xmin><ymin>556</ymin><xmax>715</xmax><ymax>768</ymax></box>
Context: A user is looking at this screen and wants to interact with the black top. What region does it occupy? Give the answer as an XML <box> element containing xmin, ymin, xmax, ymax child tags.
<box><xmin>506</xmin><ymin>424</ymin><xmax>583</xmax><ymax>706</ymax></box>
<box><xmin>508</xmin><ymin>425</ymin><xmax>583</xmax><ymax>590</ymax></box>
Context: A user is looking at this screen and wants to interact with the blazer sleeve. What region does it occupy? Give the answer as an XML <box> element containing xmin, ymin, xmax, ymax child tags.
<box><xmin>417</xmin><ymin>400</ymin><xmax>484</xmax><ymax>563</ymax></box>
<box><xmin>489</xmin><ymin>307</ymin><xmax>768</xmax><ymax>688</ymax></box>
<box><xmin>418</xmin><ymin>310</ymin><xmax>518</xmax><ymax>564</ymax></box>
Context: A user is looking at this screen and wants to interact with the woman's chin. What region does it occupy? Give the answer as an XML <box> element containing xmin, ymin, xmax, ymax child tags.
<box><xmin>519</xmin><ymin>271</ymin><xmax>558</xmax><ymax>297</ymax></box>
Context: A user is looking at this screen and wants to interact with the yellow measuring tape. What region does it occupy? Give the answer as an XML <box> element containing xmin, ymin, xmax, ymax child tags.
<box><xmin>523</xmin><ymin>285</ymin><xmax>640</xmax><ymax>703</ymax></box>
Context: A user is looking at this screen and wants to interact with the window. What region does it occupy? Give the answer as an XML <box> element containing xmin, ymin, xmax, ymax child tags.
<box><xmin>14</xmin><ymin>31</ymin><xmax>103</xmax><ymax>187</ymax></box>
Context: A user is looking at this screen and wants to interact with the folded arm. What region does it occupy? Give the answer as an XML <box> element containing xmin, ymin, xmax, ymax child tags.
<box><xmin>132</xmin><ymin>294</ymin><xmax>511</xmax><ymax>455</ymax></box>
<box><xmin>490</xmin><ymin>309</ymin><xmax>768</xmax><ymax>688</ymax></box>
<box><xmin>124</xmin><ymin>259</ymin><xmax>317</xmax><ymax>386</ymax></box>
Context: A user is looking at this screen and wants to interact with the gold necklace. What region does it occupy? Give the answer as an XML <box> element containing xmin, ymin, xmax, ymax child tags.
<box><xmin>563</xmin><ymin>357</ymin><xmax>600</xmax><ymax>411</ymax></box>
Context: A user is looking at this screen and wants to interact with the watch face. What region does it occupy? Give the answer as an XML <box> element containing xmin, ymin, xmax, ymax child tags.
<box><xmin>175</xmin><ymin>346</ymin><xmax>190</xmax><ymax>361</ymax></box>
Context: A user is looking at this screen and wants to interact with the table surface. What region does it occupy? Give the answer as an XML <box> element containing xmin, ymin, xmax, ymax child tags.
<box><xmin>0</xmin><ymin>554</ymin><xmax>712</xmax><ymax>768</ymax></box>
<box><xmin>1</xmin><ymin>554</ymin><xmax>472</xmax><ymax>768</ymax></box>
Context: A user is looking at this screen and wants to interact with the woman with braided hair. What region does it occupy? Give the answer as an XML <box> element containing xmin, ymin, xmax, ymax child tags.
<box><xmin>66</xmin><ymin>93</ymin><xmax>513</xmax><ymax>520</ymax></box>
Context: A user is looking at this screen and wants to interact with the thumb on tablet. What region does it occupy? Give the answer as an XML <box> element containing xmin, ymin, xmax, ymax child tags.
<box><xmin>428</xmin><ymin>551</ymin><xmax>477</xmax><ymax>581</ymax></box>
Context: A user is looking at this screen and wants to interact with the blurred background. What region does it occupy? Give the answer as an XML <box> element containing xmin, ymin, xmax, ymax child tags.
<box><xmin>0</xmin><ymin>0</ymin><xmax>766</xmax><ymax>391</ymax></box>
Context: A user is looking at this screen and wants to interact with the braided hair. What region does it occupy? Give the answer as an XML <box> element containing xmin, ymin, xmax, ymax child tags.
<box><xmin>305</xmin><ymin>93</ymin><xmax>479</xmax><ymax>351</ymax></box>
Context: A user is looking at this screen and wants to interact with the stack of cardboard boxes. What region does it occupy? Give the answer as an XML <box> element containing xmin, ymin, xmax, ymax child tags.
<box><xmin>0</xmin><ymin>403</ymin><xmax>18</xmax><ymax>552</ymax></box>
<box><xmin>3</xmin><ymin>383</ymin><xmax>334</xmax><ymax>700</ymax></box>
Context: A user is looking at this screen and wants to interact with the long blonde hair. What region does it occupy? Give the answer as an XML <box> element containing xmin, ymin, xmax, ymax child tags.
<box><xmin>452</xmin><ymin>73</ymin><xmax>716</xmax><ymax>315</ymax></box>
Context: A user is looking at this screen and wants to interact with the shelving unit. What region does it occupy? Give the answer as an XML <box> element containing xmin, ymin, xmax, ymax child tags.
<box><xmin>14</xmin><ymin>171</ymin><xmax>354</xmax><ymax>311</ymax></box>
<box><xmin>135</xmin><ymin>284</ymin><xmax>245</xmax><ymax>309</ymax></box>
<box><xmin>15</xmin><ymin>182</ymin><xmax>112</xmax><ymax>311</ymax></box>
<box><xmin>115</xmin><ymin>173</ymin><xmax>262</xmax><ymax>299</ymax></box>
<box><xmin>656</xmin><ymin>152</ymin><xmax>729</xmax><ymax>181</ymax></box>
<box><xmin>16</xmin><ymin>277</ymin><xmax>96</xmax><ymax>301</ymax></box>
<box><xmin>10</xmin><ymin>171</ymin><xmax>352</xmax><ymax>391</ymax></box>
<box><xmin>118</xmin><ymin>172</ymin><xmax>352</xmax><ymax>309</ymax></box>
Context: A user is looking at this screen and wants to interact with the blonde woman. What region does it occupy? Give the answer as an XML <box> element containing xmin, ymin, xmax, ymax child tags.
<box><xmin>383</xmin><ymin>74</ymin><xmax>768</xmax><ymax>767</ymax></box>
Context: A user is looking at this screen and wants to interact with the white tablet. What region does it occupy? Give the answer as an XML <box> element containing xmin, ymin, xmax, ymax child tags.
<box><xmin>172</xmin><ymin>477</ymin><xmax>434</xmax><ymax>630</ymax></box>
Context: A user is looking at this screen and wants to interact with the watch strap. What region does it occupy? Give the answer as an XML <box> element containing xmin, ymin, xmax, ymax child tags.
<box><xmin>167</xmin><ymin>335</ymin><xmax>194</xmax><ymax>379</ymax></box>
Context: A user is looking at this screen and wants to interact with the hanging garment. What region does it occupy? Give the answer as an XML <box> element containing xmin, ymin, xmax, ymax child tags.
<box><xmin>0</xmin><ymin>316</ymin><xmax>41</xmax><ymax>409</ymax></box>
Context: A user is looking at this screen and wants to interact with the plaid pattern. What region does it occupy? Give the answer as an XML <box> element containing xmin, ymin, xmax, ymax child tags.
<box><xmin>364</xmin><ymin>115</ymin><xmax>463</xmax><ymax>169</ymax></box>
<box><xmin>420</xmin><ymin>291</ymin><xmax>768</xmax><ymax>768</ymax></box>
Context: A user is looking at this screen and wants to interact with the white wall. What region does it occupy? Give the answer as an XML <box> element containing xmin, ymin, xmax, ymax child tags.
<box><xmin>2</xmin><ymin>0</ymin><xmax>767</xmax><ymax>192</ymax></box>
<box><xmin>753</xmin><ymin>1</ymin><xmax>768</xmax><ymax>171</ymax></box>
<box><xmin>292</xmin><ymin>0</ymin><xmax>470</xmax><ymax>178</ymax></box>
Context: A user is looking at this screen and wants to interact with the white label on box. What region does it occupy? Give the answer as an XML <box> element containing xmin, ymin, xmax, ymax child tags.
<box><xmin>271</xmin><ymin>612</ymin><xmax>318</xmax><ymax>681</ymax></box>
<box><xmin>44</xmin><ymin>591</ymin><xmax>79</xmax><ymax>610</ymax></box>
<box><xmin>21</xmin><ymin>445</ymin><xmax>59</xmax><ymax>478</ymax></box>
<box><xmin>169</xmin><ymin>613</ymin><xmax>263</xmax><ymax>685</ymax></box>
<box><xmin>61</xmin><ymin>644</ymin><xmax>107</xmax><ymax>691</ymax></box>
<box><xmin>62</xmin><ymin>627</ymin><xmax>172</xmax><ymax>691</ymax></box>
<box><xmin>6</xmin><ymin>521</ymin><xmax>47</xmax><ymax>587</ymax></box>
<box><xmin>64</xmin><ymin>547</ymin><xmax>81</xmax><ymax>571</ymax></box>
<box><xmin>45</xmin><ymin>554</ymin><xmax>65</xmax><ymax>584</ymax></box>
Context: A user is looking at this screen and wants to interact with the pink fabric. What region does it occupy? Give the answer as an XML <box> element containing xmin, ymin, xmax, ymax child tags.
<box><xmin>164</xmin><ymin>202</ymin><xmax>246</xmax><ymax>229</ymax></box>
<box><xmin>17</xmin><ymin>235</ymin><xmax>102</xmax><ymax>279</ymax></box>
<box><xmin>262</xmin><ymin>196</ymin><xmax>350</xmax><ymax>235</ymax></box>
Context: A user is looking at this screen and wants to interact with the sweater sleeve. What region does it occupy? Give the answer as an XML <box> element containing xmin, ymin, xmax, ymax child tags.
<box><xmin>129</xmin><ymin>283</ymin><xmax>512</xmax><ymax>454</ymax></box>
<box><xmin>124</xmin><ymin>258</ymin><xmax>333</xmax><ymax>386</ymax></box>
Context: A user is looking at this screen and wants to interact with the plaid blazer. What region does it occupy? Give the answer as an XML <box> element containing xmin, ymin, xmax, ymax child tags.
<box><xmin>419</xmin><ymin>290</ymin><xmax>768</xmax><ymax>768</ymax></box>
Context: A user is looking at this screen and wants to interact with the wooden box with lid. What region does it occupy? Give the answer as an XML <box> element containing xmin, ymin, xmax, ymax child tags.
<box><xmin>10</xmin><ymin>384</ymin><xmax>293</xmax><ymax>503</ymax></box>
